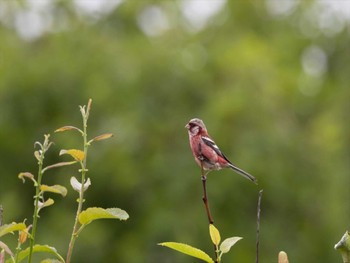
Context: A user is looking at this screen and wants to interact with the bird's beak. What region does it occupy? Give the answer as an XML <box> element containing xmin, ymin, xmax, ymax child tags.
<box><xmin>185</xmin><ymin>123</ymin><xmax>190</xmax><ymax>129</ymax></box>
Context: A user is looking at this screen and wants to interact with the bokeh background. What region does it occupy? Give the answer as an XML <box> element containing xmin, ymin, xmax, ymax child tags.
<box><xmin>1</xmin><ymin>0</ymin><xmax>350</xmax><ymax>262</ymax></box>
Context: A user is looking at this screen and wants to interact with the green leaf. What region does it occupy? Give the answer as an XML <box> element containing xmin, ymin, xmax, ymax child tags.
<box><xmin>59</xmin><ymin>149</ymin><xmax>85</xmax><ymax>162</ymax></box>
<box><xmin>219</xmin><ymin>237</ymin><xmax>242</xmax><ymax>254</ymax></box>
<box><xmin>158</xmin><ymin>242</ymin><xmax>214</xmax><ymax>263</ymax></box>
<box><xmin>6</xmin><ymin>245</ymin><xmax>65</xmax><ymax>263</ymax></box>
<box><xmin>209</xmin><ymin>224</ymin><xmax>221</xmax><ymax>246</ymax></box>
<box><xmin>0</xmin><ymin>223</ymin><xmax>26</xmax><ymax>238</ymax></box>
<box><xmin>37</xmin><ymin>199</ymin><xmax>54</xmax><ymax>214</ymax></box>
<box><xmin>39</xmin><ymin>198</ymin><xmax>54</xmax><ymax>208</ymax></box>
<box><xmin>40</xmin><ymin>185</ymin><xmax>68</xmax><ymax>197</ymax></box>
<box><xmin>78</xmin><ymin>207</ymin><xmax>129</xmax><ymax>225</ymax></box>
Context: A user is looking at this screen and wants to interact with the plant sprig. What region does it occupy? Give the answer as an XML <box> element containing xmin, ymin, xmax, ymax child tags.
<box><xmin>55</xmin><ymin>99</ymin><xmax>128</xmax><ymax>263</ymax></box>
<box><xmin>0</xmin><ymin>99</ymin><xmax>129</xmax><ymax>263</ymax></box>
<box><xmin>21</xmin><ymin>134</ymin><xmax>69</xmax><ymax>263</ymax></box>
<box><xmin>159</xmin><ymin>224</ymin><xmax>242</xmax><ymax>263</ymax></box>
<box><xmin>0</xmin><ymin>99</ymin><xmax>128</xmax><ymax>263</ymax></box>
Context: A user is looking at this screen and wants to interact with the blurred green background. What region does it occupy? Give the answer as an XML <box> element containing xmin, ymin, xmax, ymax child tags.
<box><xmin>1</xmin><ymin>0</ymin><xmax>350</xmax><ymax>262</ymax></box>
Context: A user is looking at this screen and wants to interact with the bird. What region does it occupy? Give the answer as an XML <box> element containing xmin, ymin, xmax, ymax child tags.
<box><xmin>185</xmin><ymin>118</ymin><xmax>257</xmax><ymax>184</ymax></box>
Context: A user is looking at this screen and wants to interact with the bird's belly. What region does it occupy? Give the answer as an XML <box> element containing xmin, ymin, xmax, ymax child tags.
<box><xmin>201</xmin><ymin>161</ymin><xmax>222</xmax><ymax>170</ymax></box>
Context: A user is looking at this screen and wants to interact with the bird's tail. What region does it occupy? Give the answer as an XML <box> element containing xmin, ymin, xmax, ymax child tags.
<box><xmin>228</xmin><ymin>163</ymin><xmax>258</xmax><ymax>185</ymax></box>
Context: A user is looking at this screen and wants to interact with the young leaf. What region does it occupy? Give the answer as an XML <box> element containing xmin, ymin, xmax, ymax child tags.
<box><xmin>42</xmin><ymin>134</ymin><xmax>53</xmax><ymax>148</ymax></box>
<box><xmin>89</xmin><ymin>133</ymin><xmax>113</xmax><ymax>144</ymax></box>
<box><xmin>37</xmin><ymin>199</ymin><xmax>54</xmax><ymax>214</ymax></box>
<box><xmin>335</xmin><ymin>231</ymin><xmax>350</xmax><ymax>263</ymax></box>
<box><xmin>59</xmin><ymin>149</ymin><xmax>85</xmax><ymax>162</ymax></box>
<box><xmin>219</xmin><ymin>237</ymin><xmax>243</xmax><ymax>254</ymax></box>
<box><xmin>55</xmin><ymin>126</ymin><xmax>83</xmax><ymax>134</ymax></box>
<box><xmin>18</xmin><ymin>172</ymin><xmax>35</xmax><ymax>183</ymax></box>
<box><xmin>38</xmin><ymin>199</ymin><xmax>54</xmax><ymax>208</ymax></box>
<box><xmin>0</xmin><ymin>223</ymin><xmax>26</xmax><ymax>238</ymax></box>
<box><xmin>158</xmin><ymin>242</ymin><xmax>214</xmax><ymax>263</ymax></box>
<box><xmin>34</xmin><ymin>151</ymin><xmax>41</xmax><ymax>161</ymax></box>
<box><xmin>70</xmin><ymin>176</ymin><xmax>91</xmax><ymax>192</ymax></box>
<box><xmin>0</xmin><ymin>241</ymin><xmax>13</xmax><ymax>257</ymax></box>
<box><xmin>78</xmin><ymin>207</ymin><xmax>129</xmax><ymax>225</ymax></box>
<box><xmin>40</xmin><ymin>185</ymin><xmax>68</xmax><ymax>197</ymax></box>
<box><xmin>335</xmin><ymin>231</ymin><xmax>350</xmax><ymax>250</ymax></box>
<box><xmin>42</xmin><ymin>161</ymin><xmax>77</xmax><ymax>174</ymax></box>
<box><xmin>9</xmin><ymin>244</ymin><xmax>65</xmax><ymax>263</ymax></box>
<box><xmin>209</xmin><ymin>224</ymin><xmax>221</xmax><ymax>246</ymax></box>
<box><xmin>34</xmin><ymin>141</ymin><xmax>43</xmax><ymax>150</ymax></box>
<box><xmin>85</xmin><ymin>98</ymin><xmax>92</xmax><ymax>119</ymax></box>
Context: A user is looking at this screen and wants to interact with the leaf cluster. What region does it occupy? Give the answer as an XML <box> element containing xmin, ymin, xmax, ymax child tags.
<box><xmin>0</xmin><ymin>100</ymin><xmax>128</xmax><ymax>263</ymax></box>
<box><xmin>159</xmin><ymin>224</ymin><xmax>242</xmax><ymax>262</ymax></box>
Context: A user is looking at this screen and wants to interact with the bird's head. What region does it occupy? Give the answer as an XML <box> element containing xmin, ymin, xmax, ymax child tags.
<box><xmin>185</xmin><ymin>118</ymin><xmax>207</xmax><ymax>136</ymax></box>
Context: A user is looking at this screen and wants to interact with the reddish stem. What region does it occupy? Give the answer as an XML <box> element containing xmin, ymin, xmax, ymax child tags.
<box><xmin>201</xmin><ymin>175</ymin><xmax>214</xmax><ymax>224</ymax></box>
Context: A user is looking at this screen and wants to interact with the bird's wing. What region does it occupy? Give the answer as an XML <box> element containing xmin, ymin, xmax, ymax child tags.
<box><xmin>202</xmin><ymin>136</ymin><xmax>257</xmax><ymax>184</ymax></box>
<box><xmin>201</xmin><ymin>136</ymin><xmax>232</xmax><ymax>164</ymax></box>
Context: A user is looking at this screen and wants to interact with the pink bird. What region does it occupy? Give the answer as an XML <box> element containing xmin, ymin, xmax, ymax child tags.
<box><xmin>185</xmin><ymin>118</ymin><xmax>257</xmax><ymax>184</ymax></box>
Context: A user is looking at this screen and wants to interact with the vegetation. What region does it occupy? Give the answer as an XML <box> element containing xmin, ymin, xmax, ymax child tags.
<box><xmin>0</xmin><ymin>100</ymin><xmax>128</xmax><ymax>262</ymax></box>
<box><xmin>0</xmin><ymin>1</ymin><xmax>350</xmax><ymax>262</ymax></box>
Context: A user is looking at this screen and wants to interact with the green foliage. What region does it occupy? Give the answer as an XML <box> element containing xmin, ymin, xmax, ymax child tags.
<box><xmin>58</xmin><ymin>150</ymin><xmax>85</xmax><ymax>163</ymax></box>
<box><xmin>220</xmin><ymin>237</ymin><xmax>243</xmax><ymax>254</ymax></box>
<box><xmin>158</xmin><ymin>242</ymin><xmax>214</xmax><ymax>263</ymax></box>
<box><xmin>0</xmin><ymin>0</ymin><xmax>350</xmax><ymax>262</ymax></box>
<box><xmin>6</xmin><ymin>245</ymin><xmax>65</xmax><ymax>263</ymax></box>
<box><xmin>39</xmin><ymin>185</ymin><xmax>67</xmax><ymax>197</ymax></box>
<box><xmin>0</xmin><ymin>100</ymin><xmax>128</xmax><ymax>263</ymax></box>
<box><xmin>55</xmin><ymin>99</ymin><xmax>128</xmax><ymax>263</ymax></box>
<box><xmin>0</xmin><ymin>224</ymin><xmax>26</xmax><ymax>238</ymax></box>
<box><xmin>209</xmin><ymin>224</ymin><xmax>221</xmax><ymax>246</ymax></box>
<box><xmin>24</xmin><ymin>134</ymin><xmax>68</xmax><ymax>263</ymax></box>
<box><xmin>78</xmin><ymin>207</ymin><xmax>129</xmax><ymax>226</ymax></box>
<box><xmin>159</xmin><ymin>224</ymin><xmax>241</xmax><ymax>262</ymax></box>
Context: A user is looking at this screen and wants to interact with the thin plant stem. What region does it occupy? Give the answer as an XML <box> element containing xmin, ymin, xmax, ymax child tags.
<box><xmin>15</xmin><ymin>238</ymin><xmax>22</xmax><ymax>263</ymax></box>
<box><xmin>256</xmin><ymin>189</ymin><xmax>263</xmax><ymax>263</ymax></box>
<box><xmin>201</xmin><ymin>175</ymin><xmax>214</xmax><ymax>225</ymax></box>
<box><xmin>27</xmin><ymin>153</ymin><xmax>44</xmax><ymax>263</ymax></box>
<box><xmin>66</xmin><ymin>105</ymin><xmax>90</xmax><ymax>263</ymax></box>
<box><xmin>200</xmin><ymin>166</ymin><xmax>218</xmax><ymax>263</ymax></box>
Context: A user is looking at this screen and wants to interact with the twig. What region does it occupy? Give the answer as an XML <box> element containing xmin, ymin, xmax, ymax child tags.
<box><xmin>66</xmin><ymin>101</ymin><xmax>91</xmax><ymax>263</ymax></box>
<box><xmin>200</xmin><ymin>166</ymin><xmax>217</xmax><ymax>262</ymax></box>
<box><xmin>201</xmin><ymin>175</ymin><xmax>214</xmax><ymax>224</ymax></box>
<box><xmin>256</xmin><ymin>189</ymin><xmax>263</xmax><ymax>263</ymax></box>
